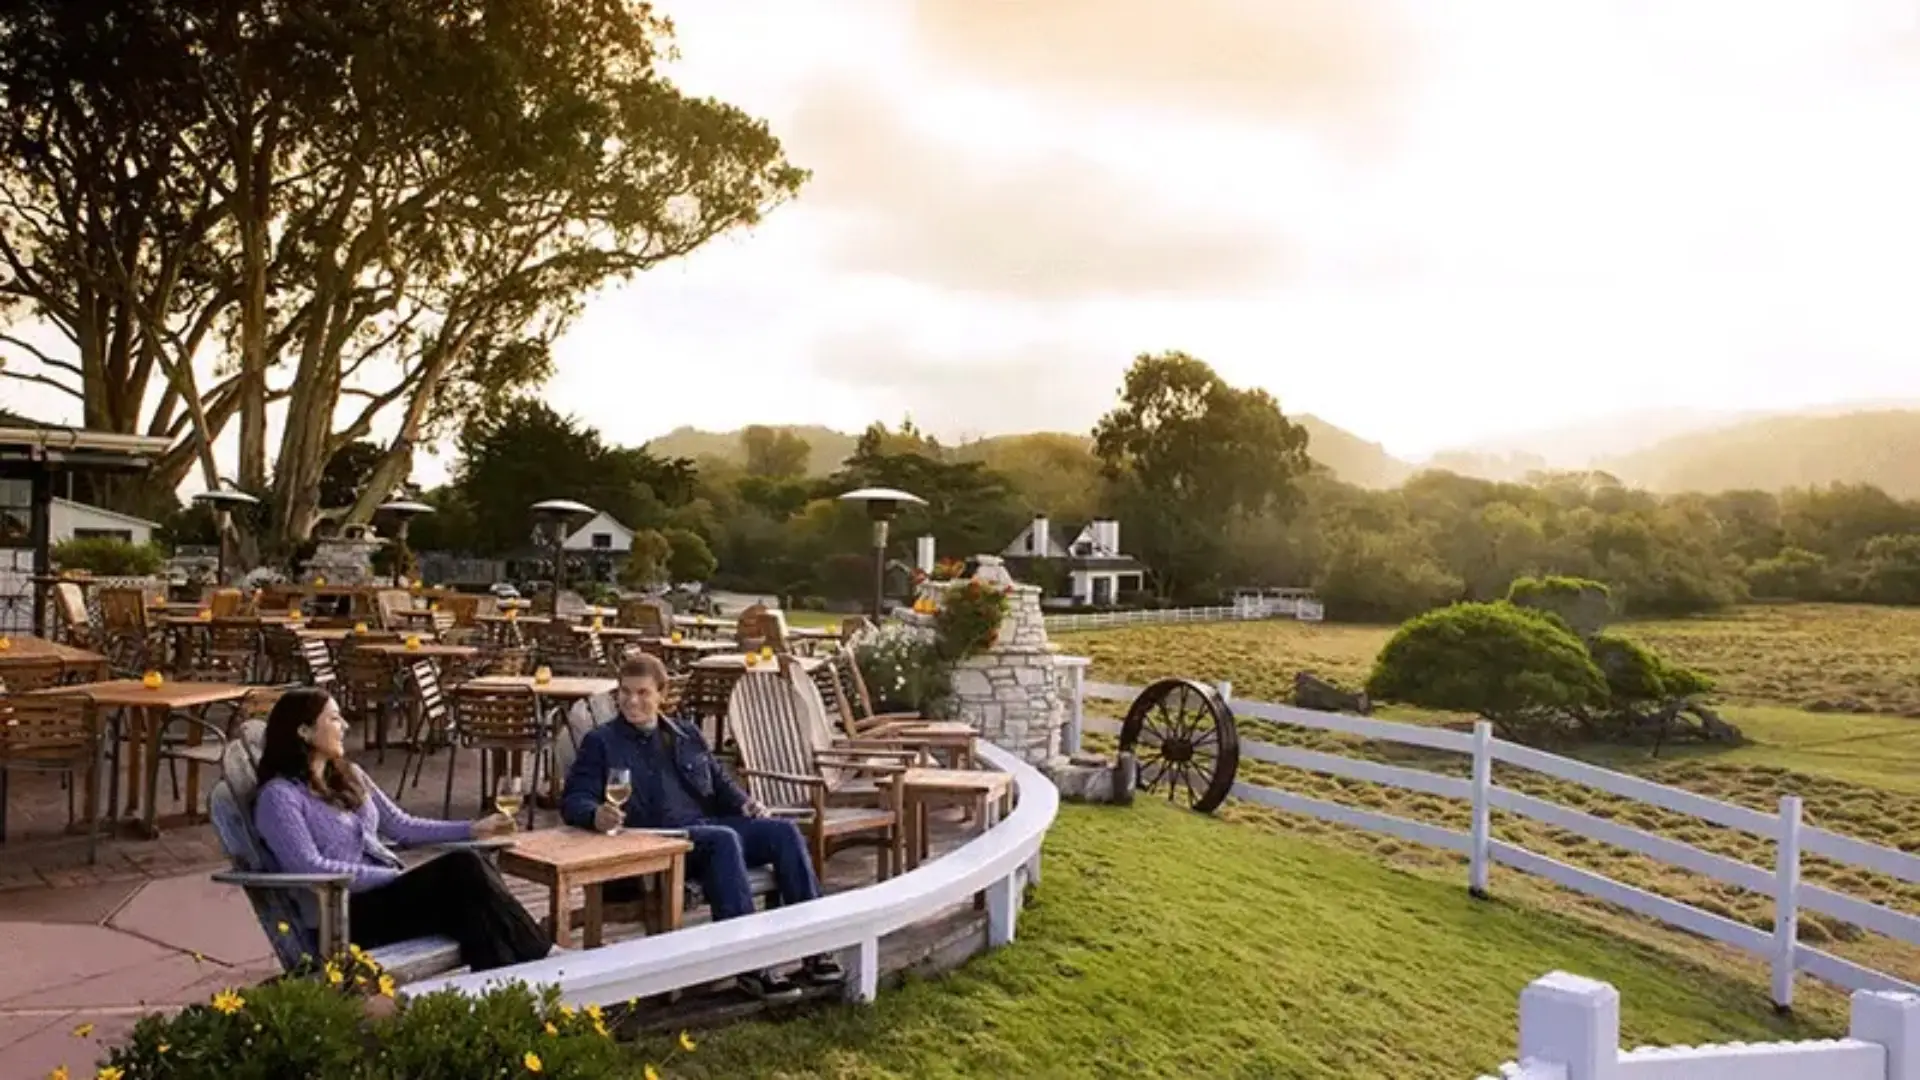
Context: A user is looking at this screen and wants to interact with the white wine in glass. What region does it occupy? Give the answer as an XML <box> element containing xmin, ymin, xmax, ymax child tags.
<box><xmin>494</xmin><ymin>776</ymin><xmax>524</xmax><ymax>825</ymax></box>
<box><xmin>604</xmin><ymin>768</ymin><xmax>632</xmax><ymax>836</ymax></box>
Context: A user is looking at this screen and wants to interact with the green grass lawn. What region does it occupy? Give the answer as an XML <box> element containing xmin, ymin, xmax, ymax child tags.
<box><xmin>641</xmin><ymin>800</ymin><xmax>1830</xmax><ymax>1080</ymax></box>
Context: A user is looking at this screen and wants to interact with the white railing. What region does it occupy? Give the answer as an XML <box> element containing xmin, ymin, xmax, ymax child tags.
<box><xmin>1479</xmin><ymin>970</ymin><xmax>1919</xmax><ymax>1079</ymax></box>
<box><xmin>1075</xmin><ymin>679</ymin><xmax>1920</xmax><ymax>1008</ymax></box>
<box><xmin>1045</xmin><ymin>601</ymin><xmax>1329</xmax><ymax>632</ymax></box>
<box><xmin>406</xmin><ymin>741</ymin><xmax>1059</xmax><ymax>1006</ymax></box>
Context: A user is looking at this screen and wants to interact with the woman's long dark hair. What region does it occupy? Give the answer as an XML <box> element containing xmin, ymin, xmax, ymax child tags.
<box><xmin>256</xmin><ymin>687</ymin><xmax>366</xmax><ymax>811</ymax></box>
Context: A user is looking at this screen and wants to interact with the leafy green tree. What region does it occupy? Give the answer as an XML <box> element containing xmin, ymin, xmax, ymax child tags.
<box><xmin>1743</xmin><ymin>546</ymin><xmax>1831</xmax><ymax>600</ymax></box>
<box><xmin>741</xmin><ymin>426</ymin><xmax>812</xmax><ymax>479</ymax></box>
<box><xmin>1365</xmin><ymin>602</ymin><xmax>1607</xmax><ymax>742</ymax></box>
<box><xmin>1855</xmin><ymin>534</ymin><xmax>1920</xmax><ymax>604</ymax></box>
<box><xmin>1092</xmin><ymin>352</ymin><xmax>1310</xmax><ymax>600</ymax></box>
<box><xmin>320</xmin><ymin>441</ymin><xmax>388</xmax><ymax>512</ymax></box>
<box><xmin>0</xmin><ymin>0</ymin><xmax>805</xmax><ymax>549</ymax></box>
<box><xmin>663</xmin><ymin>527</ymin><xmax>717</xmax><ymax>585</ymax></box>
<box><xmin>454</xmin><ymin>399</ymin><xmax>683</xmax><ymax>555</ymax></box>
<box><xmin>619</xmin><ymin>529</ymin><xmax>673</xmax><ymax>592</ymax></box>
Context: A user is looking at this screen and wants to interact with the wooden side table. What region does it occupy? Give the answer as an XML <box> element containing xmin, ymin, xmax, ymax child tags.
<box><xmin>901</xmin><ymin>768</ymin><xmax>1014</xmax><ymax>872</ymax></box>
<box><xmin>496</xmin><ymin>827</ymin><xmax>692</xmax><ymax>948</ymax></box>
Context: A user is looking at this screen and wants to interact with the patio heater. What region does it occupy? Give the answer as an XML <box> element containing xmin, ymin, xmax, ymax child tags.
<box><xmin>529</xmin><ymin>498</ymin><xmax>596</xmax><ymax>613</ymax></box>
<box><xmin>191</xmin><ymin>485</ymin><xmax>260</xmax><ymax>587</ymax></box>
<box><xmin>837</xmin><ymin>487</ymin><xmax>926</xmax><ymax>620</ymax></box>
<box><xmin>374</xmin><ymin>497</ymin><xmax>434</xmax><ymax>587</ymax></box>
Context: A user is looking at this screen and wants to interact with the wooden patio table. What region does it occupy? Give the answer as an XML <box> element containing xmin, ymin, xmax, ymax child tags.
<box><xmin>0</xmin><ymin>634</ymin><xmax>109</xmax><ymax>680</ymax></box>
<box><xmin>29</xmin><ymin>678</ymin><xmax>251</xmax><ymax>837</ymax></box>
<box><xmin>901</xmin><ymin>767</ymin><xmax>1013</xmax><ymax>872</ymax></box>
<box><xmin>496</xmin><ymin>827</ymin><xmax>691</xmax><ymax>948</ymax></box>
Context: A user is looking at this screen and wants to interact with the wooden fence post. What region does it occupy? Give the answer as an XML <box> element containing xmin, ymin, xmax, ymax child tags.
<box><xmin>1470</xmin><ymin>721</ymin><xmax>1492</xmax><ymax>898</ymax></box>
<box><xmin>1773</xmin><ymin>794</ymin><xmax>1803</xmax><ymax>1011</ymax></box>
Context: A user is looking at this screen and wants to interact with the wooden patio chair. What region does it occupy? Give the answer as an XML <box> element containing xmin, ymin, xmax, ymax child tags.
<box><xmin>96</xmin><ymin>586</ymin><xmax>160</xmax><ymax>676</ymax></box>
<box><xmin>397</xmin><ymin>659</ymin><xmax>453</xmax><ymax>793</ymax></box>
<box><xmin>821</xmin><ymin>652</ymin><xmax>976</xmax><ymax>768</ymax></box>
<box><xmin>298</xmin><ymin>635</ymin><xmax>339</xmax><ymax>691</ymax></box>
<box><xmin>734</xmin><ymin>604</ymin><xmax>786</xmax><ymax>652</ymax></box>
<box><xmin>725</xmin><ymin>663</ymin><xmax>906</xmax><ymax>881</ymax></box>
<box><xmin>207</xmin><ymin>719</ymin><xmax>511</xmax><ymax>983</ymax></box>
<box><xmin>154</xmin><ymin>681</ymin><xmax>301</xmax><ymax>818</ymax></box>
<box><xmin>441</xmin><ymin>684</ymin><xmax>545</xmax><ymax>828</ymax></box>
<box><xmin>0</xmin><ymin>691</ymin><xmax>103</xmax><ymax>862</ymax></box>
<box><xmin>337</xmin><ymin>647</ymin><xmax>401</xmax><ymax>761</ymax></box>
<box><xmin>52</xmin><ymin>582</ymin><xmax>98</xmax><ymax>650</ymax></box>
<box><xmin>177</xmin><ymin>619</ymin><xmax>260</xmax><ymax>684</ymax></box>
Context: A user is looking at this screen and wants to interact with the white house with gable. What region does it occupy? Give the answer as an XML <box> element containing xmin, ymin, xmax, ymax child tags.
<box><xmin>1000</xmin><ymin>513</ymin><xmax>1148</xmax><ymax>606</ymax></box>
<box><xmin>562</xmin><ymin>511</ymin><xmax>634</xmax><ymax>554</ymax></box>
<box><xmin>50</xmin><ymin>498</ymin><xmax>159</xmax><ymax>546</ymax></box>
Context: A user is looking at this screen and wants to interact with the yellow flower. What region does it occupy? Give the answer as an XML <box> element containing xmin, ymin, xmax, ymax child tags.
<box><xmin>48</xmin><ymin>1068</ymin><xmax>69</xmax><ymax>1080</ymax></box>
<box><xmin>156</xmin><ymin>1044</ymin><xmax>169</xmax><ymax>1054</ymax></box>
<box><xmin>377</xmin><ymin>974</ymin><xmax>396</xmax><ymax>998</ymax></box>
<box><xmin>645</xmin><ymin>1067</ymin><xmax>661</xmax><ymax>1080</ymax></box>
<box><xmin>210</xmin><ymin>989</ymin><xmax>245</xmax><ymax>1015</ymax></box>
<box><xmin>275</xmin><ymin>921</ymin><xmax>291</xmax><ymax>935</ymax></box>
<box><xmin>584</xmin><ymin>1004</ymin><xmax>603</xmax><ymax>1022</ymax></box>
<box><xmin>325</xmin><ymin>963</ymin><xmax>344</xmax><ymax>987</ymax></box>
<box><xmin>557</xmin><ymin>1004</ymin><xmax>575</xmax><ymax>1019</ymax></box>
<box><xmin>97</xmin><ymin>1066</ymin><xmax>125</xmax><ymax>1080</ymax></box>
<box><xmin>544</xmin><ymin>1022</ymin><xmax>558</xmax><ymax>1037</ymax></box>
<box><xmin>678</xmin><ymin>1030</ymin><xmax>696</xmax><ymax>1052</ymax></box>
<box><xmin>70</xmin><ymin>1023</ymin><xmax>93</xmax><ymax>1038</ymax></box>
<box><xmin>523</xmin><ymin>1051</ymin><xmax>543</xmax><ymax>1073</ymax></box>
<box><xmin>348</xmin><ymin>944</ymin><xmax>364</xmax><ymax>959</ymax></box>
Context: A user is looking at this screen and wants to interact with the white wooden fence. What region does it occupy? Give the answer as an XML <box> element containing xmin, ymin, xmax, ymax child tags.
<box><xmin>1076</xmin><ymin>679</ymin><xmax>1920</xmax><ymax>1009</ymax></box>
<box><xmin>406</xmin><ymin>741</ymin><xmax>1058</xmax><ymax>1006</ymax></box>
<box><xmin>1045</xmin><ymin>599</ymin><xmax>1324</xmax><ymax>633</ymax></box>
<box><xmin>1479</xmin><ymin>970</ymin><xmax>1919</xmax><ymax>1079</ymax></box>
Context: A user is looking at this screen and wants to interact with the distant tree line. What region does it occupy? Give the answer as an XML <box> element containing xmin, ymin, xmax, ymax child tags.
<box><xmin>126</xmin><ymin>351</ymin><xmax>1920</xmax><ymax>618</ymax></box>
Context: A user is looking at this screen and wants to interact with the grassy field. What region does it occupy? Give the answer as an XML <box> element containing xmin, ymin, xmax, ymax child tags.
<box><xmin>1055</xmin><ymin>603</ymin><xmax>1920</xmax><ymax>998</ymax></box>
<box><xmin>642</xmin><ymin>800</ymin><xmax>1828</xmax><ymax>1079</ymax></box>
<box><xmin>1058</xmin><ymin>603</ymin><xmax>1920</xmax><ymax>716</ymax></box>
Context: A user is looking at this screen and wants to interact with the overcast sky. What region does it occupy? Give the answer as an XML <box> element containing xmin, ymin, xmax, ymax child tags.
<box><xmin>9</xmin><ymin>0</ymin><xmax>1920</xmax><ymax>487</ymax></box>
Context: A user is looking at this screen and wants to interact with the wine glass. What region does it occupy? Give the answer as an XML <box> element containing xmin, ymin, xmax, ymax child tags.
<box><xmin>603</xmin><ymin>768</ymin><xmax>632</xmax><ymax>836</ymax></box>
<box><xmin>494</xmin><ymin>775</ymin><xmax>524</xmax><ymax>828</ymax></box>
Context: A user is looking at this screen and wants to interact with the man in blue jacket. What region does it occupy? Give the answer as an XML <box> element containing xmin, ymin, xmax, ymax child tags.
<box><xmin>560</xmin><ymin>653</ymin><xmax>841</xmax><ymax>998</ymax></box>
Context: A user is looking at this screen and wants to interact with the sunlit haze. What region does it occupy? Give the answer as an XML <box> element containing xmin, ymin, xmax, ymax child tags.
<box><xmin>10</xmin><ymin>0</ymin><xmax>1920</xmax><ymax>489</ymax></box>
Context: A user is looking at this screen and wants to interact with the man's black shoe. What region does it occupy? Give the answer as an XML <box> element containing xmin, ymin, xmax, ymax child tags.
<box><xmin>736</xmin><ymin>969</ymin><xmax>803</xmax><ymax>1001</ymax></box>
<box><xmin>800</xmin><ymin>955</ymin><xmax>846</xmax><ymax>985</ymax></box>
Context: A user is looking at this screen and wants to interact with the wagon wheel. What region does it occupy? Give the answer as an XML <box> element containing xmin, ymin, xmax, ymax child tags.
<box><xmin>1118</xmin><ymin>678</ymin><xmax>1240</xmax><ymax>814</ymax></box>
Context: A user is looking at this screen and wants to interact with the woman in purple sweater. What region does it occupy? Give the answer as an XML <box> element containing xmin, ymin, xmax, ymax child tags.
<box><xmin>252</xmin><ymin>688</ymin><xmax>550</xmax><ymax>972</ymax></box>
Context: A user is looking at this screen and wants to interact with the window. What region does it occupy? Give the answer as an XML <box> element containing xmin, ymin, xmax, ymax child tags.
<box><xmin>0</xmin><ymin>478</ymin><xmax>29</xmax><ymax>546</ymax></box>
<box><xmin>591</xmin><ymin>533</ymin><xmax>612</xmax><ymax>549</ymax></box>
<box><xmin>73</xmin><ymin>528</ymin><xmax>134</xmax><ymax>543</ymax></box>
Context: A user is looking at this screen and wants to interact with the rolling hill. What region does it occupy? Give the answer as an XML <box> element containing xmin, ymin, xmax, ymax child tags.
<box><xmin>1598</xmin><ymin>410</ymin><xmax>1920</xmax><ymax>497</ymax></box>
<box><xmin>643</xmin><ymin>415</ymin><xmax>1416</xmax><ymax>491</ymax></box>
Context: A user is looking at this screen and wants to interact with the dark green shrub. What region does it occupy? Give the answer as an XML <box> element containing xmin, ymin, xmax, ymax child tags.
<box><xmin>52</xmin><ymin>536</ymin><xmax>167</xmax><ymax>576</ymax></box>
<box><xmin>1364</xmin><ymin>601</ymin><xmax>1607</xmax><ymax>743</ymax></box>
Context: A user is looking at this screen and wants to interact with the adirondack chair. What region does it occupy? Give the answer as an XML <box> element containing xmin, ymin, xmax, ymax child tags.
<box><xmin>726</xmin><ymin>663</ymin><xmax>907</xmax><ymax>881</ymax></box>
<box><xmin>207</xmin><ymin>719</ymin><xmax>505</xmax><ymax>982</ymax></box>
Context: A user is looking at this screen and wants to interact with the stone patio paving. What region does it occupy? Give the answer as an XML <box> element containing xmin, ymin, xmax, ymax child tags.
<box><xmin>0</xmin><ymin>738</ymin><xmax>986</xmax><ymax>1078</ymax></box>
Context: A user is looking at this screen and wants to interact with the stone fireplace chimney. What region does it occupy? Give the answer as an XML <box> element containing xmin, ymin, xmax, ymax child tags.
<box><xmin>942</xmin><ymin>555</ymin><xmax>1068</xmax><ymax>764</ymax></box>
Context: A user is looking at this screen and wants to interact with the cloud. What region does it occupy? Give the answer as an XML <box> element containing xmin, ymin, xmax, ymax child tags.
<box><xmin>907</xmin><ymin>0</ymin><xmax>1407</xmax><ymax>129</ymax></box>
<box><xmin>785</xmin><ymin>80</ymin><xmax>1286</xmax><ymax>300</ymax></box>
<box><xmin>811</xmin><ymin>328</ymin><xmax>1123</xmax><ymax>438</ymax></box>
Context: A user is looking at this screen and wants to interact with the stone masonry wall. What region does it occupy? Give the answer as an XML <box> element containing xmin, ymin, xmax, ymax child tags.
<box><xmin>941</xmin><ymin>558</ymin><xmax>1068</xmax><ymax>765</ymax></box>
